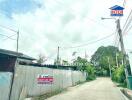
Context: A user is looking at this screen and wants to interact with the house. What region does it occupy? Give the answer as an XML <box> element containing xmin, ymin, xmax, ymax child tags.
<box><xmin>109</xmin><ymin>5</ymin><xmax>124</xmax><ymax>16</ymax></box>
<box><xmin>0</xmin><ymin>49</ymin><xmax>36</xmax><ymax>72</ymax></box>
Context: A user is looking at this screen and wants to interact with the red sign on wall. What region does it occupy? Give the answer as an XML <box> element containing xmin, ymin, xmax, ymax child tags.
<box><xmin>37</xmin><ymin>74</ymin><xmax>53</xmax><ymax>84</ymax></box>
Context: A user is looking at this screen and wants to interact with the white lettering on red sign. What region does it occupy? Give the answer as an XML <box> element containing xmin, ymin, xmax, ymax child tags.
<box><xmin>111</xmin><ymin>10</ymin><xmax>123</xmax><ymax>14</ymax></box>
<box><xmin>37</xmin><ymin>74</ymin><xmax>53</xmax><ymax>84</ymax></box>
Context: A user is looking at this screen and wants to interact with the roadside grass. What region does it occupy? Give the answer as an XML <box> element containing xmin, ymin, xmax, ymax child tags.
<box><xmin>32</xmin><ymin>89</ymin><xmax>66</xmax><ymax>100</ymax></box>
<box><xmin>112</xmin><ymin>80</ymin><xmax>127</xmax><ymax>88</ymax></box>
<box><xmin>116</xmin><ymin>83</ymin><xmax>127</xmax><ymax>88</ymax></box>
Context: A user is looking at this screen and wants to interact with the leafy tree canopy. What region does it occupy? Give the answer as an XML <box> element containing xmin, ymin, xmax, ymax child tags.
<box><xmin>91</xmin><ymin>46</ymin><xmax>121</xmax><ymax>68</ymax></box>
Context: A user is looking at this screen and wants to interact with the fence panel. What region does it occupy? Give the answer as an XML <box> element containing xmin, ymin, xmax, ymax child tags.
<box><xmin>0</xmin><ymin>72</ymin><xmax>12</xmax><ymax>100</ymax></box>
<box><xmin>10</xmin><ymin>65</ymin><xmax>86</xmax><ymax>100</ymax></box>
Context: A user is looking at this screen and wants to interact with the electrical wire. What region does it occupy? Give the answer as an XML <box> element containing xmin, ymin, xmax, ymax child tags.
<box><xmin>87</xmin><ymin>17</ymin><xmax>114</xmax><ymax>31</ymax></box>
<box><xmin>0</xmin><ymin>24</ymin><xmax>18</xmax><ymax>41</ymax></box>
<box><xmin>126</xmin><ymin>24</ymin><xmax>132</xmax><ymax>34</ymax></box>
<box><xmin>114</xmin><ymin>32</ymin><xmax>118</xmax><ymax>47</ymax></box>
<box><xmin>122</xmin><ymin>10</ymin><xmax>132</xmax><ymax>31</ymax></box>
<box><xmin>0</xmin><ymin>33</ymin><xmax>16</xmax><ymax>40</ymax></box>
<box><xmin>61</xmin><ymin>33</ymin><xmax>114</xmax><ymax>50</ymax></box>
<box><xmin>123</xmin><ymin>0</ymin><xmax>126</xmax><ymax>7</ymax></box>
<box><xmin>44</xmin><ymin>52</ymin><xmax>57</xmax><ymax>61</ymax></box>
<box><xmin>0</xmin><ymin>24</ymin><xmax>17</xmax><ymax>33</ymax></box>
<box><xmin>2</xmin><ymin>34</ymin><xmax>16</xmax><ymax>41</ymax></box>
<box><xmin>122</xmin><ymin>10</ymin><xmax>132</xmax><ymax>35</ymax></box>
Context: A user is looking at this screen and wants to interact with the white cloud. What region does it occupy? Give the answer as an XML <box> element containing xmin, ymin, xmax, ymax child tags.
<box><xmin>0</xmin><ymin>0</ymin><xmax>132</xmax><ymax>63</ymax></box>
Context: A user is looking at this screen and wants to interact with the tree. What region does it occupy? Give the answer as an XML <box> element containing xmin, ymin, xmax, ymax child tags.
<box><xmin>62</xmin><ymin>60</ymin><xmax>69</xmax><ymax>65</ymax></box>
<box><xmin>85</xmin><ymin>64</ymin><xmax>96</xmax><ymax>80</ymax></box>
<box><xmin>73</xmin><ymin>56</ymin><xmax>96</xmax><ymax>80</ymax></box>
<box><xmin>73</xmin><ymin>56</ymin><xmax>88</xmax><ymax>70</ymax></box>
<box><xmin>91</xmin><ymin>46</ymin><xmax>120</xmax><ymax>76</ymax></box>
<box><xmin>37</xmin><ymin>53</ymin><xmax>46</xmax><ymax>64</ymax></box>
<box><xmin>54</xmin><ymin>58</ymin><xmax>61</xmax><ymax>65</ymax></box>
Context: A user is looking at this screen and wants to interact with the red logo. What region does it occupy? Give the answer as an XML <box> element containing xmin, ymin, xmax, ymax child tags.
<box><xmin>110</xmin><ymin>5</ymin><xmax>124</xmax><ymax>16</ymax></box>
<box><xmin>111</xmin><ymin>10</ymin><xmax>123</xmax><ymax>15</ymax></box>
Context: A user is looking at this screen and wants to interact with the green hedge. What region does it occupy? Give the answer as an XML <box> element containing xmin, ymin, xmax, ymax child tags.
<box><xmin>85</xmin><ymin>65</ymin><xmax>96</xmax><ymax>80</ymax></box>
<box><xmin>112</xmin><ymin>65</ymin><xmax>126</xmax><ymax>85</ymax></box>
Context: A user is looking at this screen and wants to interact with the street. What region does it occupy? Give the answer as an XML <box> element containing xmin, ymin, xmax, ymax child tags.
<box><xmin>46</xmin><ymin>78</ymin><xmax>127</xmax><ymax>100</ymax></box>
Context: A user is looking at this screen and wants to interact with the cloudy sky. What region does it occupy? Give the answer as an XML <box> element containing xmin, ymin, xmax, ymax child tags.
<box><xmin>0</xmin><ymin>0</ymin><xmax>132</xmax><ymax>63</ymax></box>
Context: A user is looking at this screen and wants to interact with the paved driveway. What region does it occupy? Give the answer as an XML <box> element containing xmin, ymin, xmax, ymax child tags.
<box><xmin>46</xmin><ymin>78</ymin><xmax>128</xmax><ymax>100</ymax></box>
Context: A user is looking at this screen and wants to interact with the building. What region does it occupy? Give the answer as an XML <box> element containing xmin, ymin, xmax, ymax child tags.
<box><xmin>0</xmin><ymin>49</ymin><xmax>36</xmax><ymax>72</ymax></box>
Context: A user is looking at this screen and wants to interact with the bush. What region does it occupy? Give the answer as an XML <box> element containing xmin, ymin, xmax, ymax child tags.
<box><xmin>85</xmin><ymin>65</ymin><xmax>96</xmax><ymax>80</ymax></box>
<box><xmin>112</xmin><ymin>65</ymin><xmax>126</xmax><ymax>83</ymax></box>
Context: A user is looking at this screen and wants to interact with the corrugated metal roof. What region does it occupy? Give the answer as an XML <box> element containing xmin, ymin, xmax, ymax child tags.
<box><xmin>0</xmin><ymin>49</ymin><xmax>36</xmax><ymax>60</ymax></box>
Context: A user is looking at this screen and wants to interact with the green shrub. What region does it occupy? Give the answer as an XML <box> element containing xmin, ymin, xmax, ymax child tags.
<box><xmin>112</xmin><ymin>65</ymin><xmax>126</xmax><ymax>83</ymax></box>
<box><xmin>85</xmin><ymin>65</ymin><xmax>96</xmax><ymax>80</ymax></box>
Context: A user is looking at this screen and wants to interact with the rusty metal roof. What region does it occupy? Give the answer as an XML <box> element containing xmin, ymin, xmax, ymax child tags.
<box><xmin>0</xmin><ymin>49</ymin><xmax>36</xmax><ymax>60</ymax></box>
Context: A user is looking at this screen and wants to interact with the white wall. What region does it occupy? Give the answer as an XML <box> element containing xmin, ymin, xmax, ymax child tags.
<box><xmin>10</xmin><ymin>65</ymin><xmax>87</xmax><ymax>100</ymax></box>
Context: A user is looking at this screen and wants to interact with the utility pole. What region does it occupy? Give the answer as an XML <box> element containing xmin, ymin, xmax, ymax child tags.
<box><xmin>116</xmin><ymin>53</ymin><xmax>119</xmax><ymax>67</ymax></box>
<box><xmin>107</xmin><ymin>57</ymin><xmax>112</xmax><ymax>78</ymax></box>
<box><xmin>16</xmin><ymin>30</ymin><xmax>19</xmax><ymax>52</ymax></box>
<box><xmin>85</xmin><ymin>51</ymin><xmax>87</xmax><ymax>59</ymax></box>
<box><xmin>116</xmin><ymin>19</ymin><xmax>129</xmax><ymax>86</ymax></box>
<box><xmin>57</xmin><ymin>46</ymin><xmax>60</xmax><ymax>65</ymax></box>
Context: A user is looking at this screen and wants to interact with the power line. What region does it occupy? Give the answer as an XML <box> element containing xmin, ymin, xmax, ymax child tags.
<box><xmin>0</xmin><ymin>33</ymin><xmax>16</xmax><ymax>40</ymax></box>
<box><xmin>114</xmin><ymin>32</ymin><xmax>120</xmax><ymax>49</ymax></box>
<box><xmin>114</xmin><ymin>32</ymin><xmax>118</xmax><ymax>46</ymax></box>
<box><xmin>87</xmin><ymin>17</ymin><xmax>114</xmax><ymax>31</ymax></box>
<box><xmin>0</xmin><ymin>25</ymin><xmax>17</xmax><ymax>40</ymax></box>
<box><xmin>123</xmin><ymin>0</ymin><xmax>126</xmax><ymax>7</ymax></box>
<box><xmin>3</xmin><ymin>34</ymin><xmax>16</xmax><ymax>41</ymax></box>
<box><xmin>126</xmin><ymin>24</ymin><xmax>132</xmax><ymax>34</ymax></box>
<box><xmin>0</xmin><ymin>9</ymin><xmax>13</xmax><ymax>19</ymax></box>
<box><xmin>114</xmin><ymin>9</ymin><xmax>132</xmax><ymax>51</ymax></box>
<box><xmin>0</xmin><ymin>24</ymin><xmax>19</xmax><ymax>52</ymax></box>
<box><xmin>122</xmin><ymin>10</ymin><xmax>132</xmax><ymax>35</ymax></box>
<box><xmin>122</xmin><ymin>10</ymin><xmax>132</xmax><ymax>31</ymax></box>
<box><xmin>61</xmin><ymin>33</ymin><xmax>114</xmax><ymax>50</ymax></box>
<box><xmin>0</xmin><ymin>25</ymin><xmax>17</xmax><ymax>33</ymax></box>
<box><xmin>43</xmin><ymin>53</ymin><xmax>57</xmax><ymax>62</ymax></box>
<box><xmin>113</xmin><ymin>0</ymin><xmax>128</xmax><ymax>48</ymax></box>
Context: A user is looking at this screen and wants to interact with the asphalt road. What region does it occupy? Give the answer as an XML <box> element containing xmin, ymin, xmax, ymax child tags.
<box><xmin>46</xmin><ymin>78</ymin><xmax>128</xmax><ymax>100</ymax></box>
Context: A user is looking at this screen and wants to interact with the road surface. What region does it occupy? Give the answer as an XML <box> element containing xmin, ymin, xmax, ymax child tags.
<box><xmin>46</xmin><ymin>78</ymin><xmax>127</xmax><ymax>100</ymax></box>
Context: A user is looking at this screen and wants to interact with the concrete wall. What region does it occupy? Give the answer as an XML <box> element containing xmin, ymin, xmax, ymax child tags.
<box><xmin>10</xmin><ymin>65</ymin><xmax>87</xmax><ymax>100</ymax></box>
<box><xmin>0</xmin><ymin>72</ymin><xmax>12</xmax><ymax>100</ymax></box>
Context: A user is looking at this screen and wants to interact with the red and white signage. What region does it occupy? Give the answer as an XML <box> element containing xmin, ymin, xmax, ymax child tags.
<box><xmin>37</xmin><ymin>74</ymin><xmax>53</xmax><ymax>84</ymax></box>
<box><xmin>111</xmin><ymin>10</ymin><xmax>123</xmax><ymax>15</ymax></box>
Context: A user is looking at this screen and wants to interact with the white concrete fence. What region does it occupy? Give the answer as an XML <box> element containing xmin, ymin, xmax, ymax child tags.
<box><xmin>0</xmin><ymin>64</ymin><xmax>87</xmax><ymax>100</ymax></box>
<box><xmin>0</xmin><ymin>72</ymin><xmax>12</xmax><ymax>100</ymax></box>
